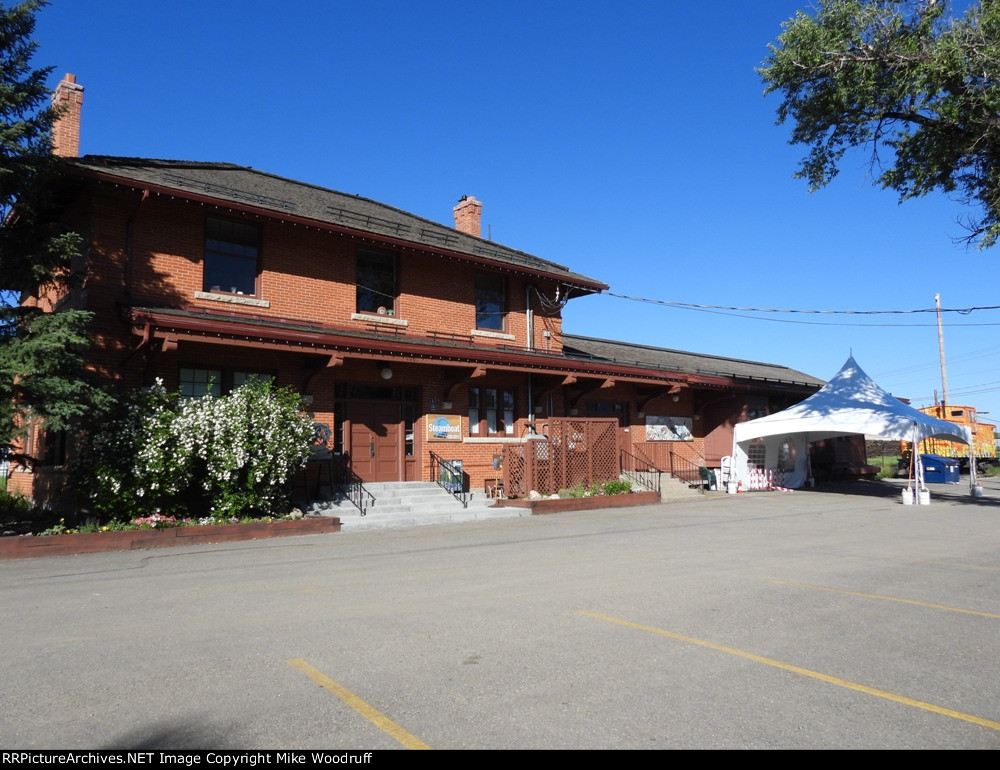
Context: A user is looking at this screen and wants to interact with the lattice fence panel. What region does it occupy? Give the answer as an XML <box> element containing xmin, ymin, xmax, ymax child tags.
<box><xmin>532</xmin><ymin>438</ymin><xmax>553</xmax><ymax>495</ymax></box>
<box><xmin>504</xmin><ymin>444</ymin><xmax>527</xmax><ymax>499</ymax></box>
<box><xmin>588</xmin><ymin>419</ymin><xmax>620</xmax><ymax>484</ymax></box>
<box><xmin>503</xmin><ymin>418</ymin><xmax>619</xmax><ymax>496</ymax></box>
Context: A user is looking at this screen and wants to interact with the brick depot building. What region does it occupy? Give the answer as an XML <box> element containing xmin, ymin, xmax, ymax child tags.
<box><xmin>8</xmin><ymin>76</ymin><xmax>825</xmax><ymax>504</ymax></box>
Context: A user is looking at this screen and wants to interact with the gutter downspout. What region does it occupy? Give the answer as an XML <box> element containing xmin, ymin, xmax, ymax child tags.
<box><xmin>527</xmin><ymin>285</ymin><xmax>534</xmax><ymax>433</ymax></box>
<box><xmin>124</xmin><ymin>189</ymin><xmax>150</xmax><ymax>297</ymax></box>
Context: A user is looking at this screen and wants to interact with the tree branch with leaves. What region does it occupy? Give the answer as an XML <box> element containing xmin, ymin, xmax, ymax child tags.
<box><xmin>760</xmin><ymin>0</ymin><xmax>1000</xmax><ymax>247</ymax></box>
<box><xmin>0</xmin><ymin>0</ymin><xmax>112</xmax><ymax>456</ymax></box>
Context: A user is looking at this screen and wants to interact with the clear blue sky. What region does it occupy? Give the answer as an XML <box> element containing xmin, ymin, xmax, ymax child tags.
<box><xmin>33</xmin><ymin>0</ymin><xmax>1000</xmax><ymax>423</ymax></box>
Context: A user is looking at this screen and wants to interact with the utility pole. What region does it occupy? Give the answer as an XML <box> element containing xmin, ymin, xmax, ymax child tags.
<box><xmin>935</xmin><ymin>293</ymin><xmax>949</xmax><ymax>409</ymax></box>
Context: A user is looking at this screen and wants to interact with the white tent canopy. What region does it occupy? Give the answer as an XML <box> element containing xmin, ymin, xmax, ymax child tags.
<box><xmin>730</xmin><ymin>356</ymin><xmax>974</xmax><ymax>491</ymax></box>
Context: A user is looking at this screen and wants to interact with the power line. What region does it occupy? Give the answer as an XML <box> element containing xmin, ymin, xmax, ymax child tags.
<box><xmin>597</xmin><ymin>292</ymin><xmax>1000</xmax><ymax>327</ymax></box>
<box><xmin>600</xmin><ymin>291</ymin><xmax>1000</xmax><ymax>315</ymax></box>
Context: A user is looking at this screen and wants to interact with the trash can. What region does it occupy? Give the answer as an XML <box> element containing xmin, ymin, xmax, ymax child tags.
<box><xmin>921</xmin><ymin>454</ymin><xmax>960</xmax><ymax>484</ymax></box>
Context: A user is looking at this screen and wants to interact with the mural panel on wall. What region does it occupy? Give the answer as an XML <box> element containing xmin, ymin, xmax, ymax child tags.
<box><xmin>646</xmin><ymin>415</ymin><xmax>693</xmax><ymax>441</ymax></box>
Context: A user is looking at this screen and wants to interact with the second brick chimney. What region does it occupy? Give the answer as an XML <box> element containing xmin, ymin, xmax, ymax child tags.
<box><xmin>52</xmin><ymin>73</ymin><xmax>84</xmax><ymax>158</ymax></box>
<box><xmin>453</xmin><ymin>195</ymin><xmax>482</xmax><ymax>237</ymax></box>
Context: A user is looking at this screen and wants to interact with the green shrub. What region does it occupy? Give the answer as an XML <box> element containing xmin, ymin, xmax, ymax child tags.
<box><xmin>0</xmin><ymin>489</ymin><xmax>33</xmax><ymax>524</ymax></box>
<box><xmin>73</xmin><ymin>378</ymin><xmax>314</xmax><ymax>520</ymax></box>
<box><xmin>602</xmin><ymin>479</ymin><xmax>632</xmax><ymax>495</ymax></box>
<box><xmin>556</xmin><ymin>483</ymin><xmax>588</xmax><ymax>498</ymax></box>
<box><xmin>556</xmin><ymin>479</ymin><xmax>633</xmax><ymax>497</ymax></box>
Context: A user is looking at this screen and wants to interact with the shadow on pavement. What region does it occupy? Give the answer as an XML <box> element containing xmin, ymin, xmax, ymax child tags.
<box><xmin>799</xmin><ymin>478</ymin><xmax>1000</xmax><ymax>507</ymax></box>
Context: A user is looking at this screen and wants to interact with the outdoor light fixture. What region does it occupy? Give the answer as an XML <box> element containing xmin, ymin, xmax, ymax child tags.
<box><xmin>671</xmin><ymin>394</ymin><xmax>680</xmax><ymax>402</ymax></box>
<box><xmin>379</xmin><ymin>364</ymin><xmax>393</xmax><ymax>380</ymax></box>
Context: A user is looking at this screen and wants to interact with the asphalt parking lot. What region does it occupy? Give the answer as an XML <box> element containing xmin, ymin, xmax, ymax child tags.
<box><xmin>1</xmin><ymin>478</ymin><xmax>998</xmax><ymax>749</ymax></box>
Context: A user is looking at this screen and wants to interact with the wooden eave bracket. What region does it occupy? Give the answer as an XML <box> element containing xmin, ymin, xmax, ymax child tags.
<box><xmin>534</xmin><ymin>374</ymin><xmax>576</xmax><ymax>400</ymax></box>
<box><xmin>303</xmin><ymin>353</ymin><xmax>344</xmax><ymax>393</ymax></box>
<box><xmin>120</xmin><ymin>321</ymin><xmax>155</xmax><ymax>371</ymax></box>
<box><xmin>567</xmin><ymin>377</ymin><xmax>616</xmax><ymax>409</ymax></box>
<box><xmin>636</xmin><ymin>384</ymin><xmax>687</xmax><ymax>411</ymax></box>
<box><xmin>160</xmin><ymin>334</ymin><xmax>179</xmax><ymax>354</ymax></box>
<box><xmin>443</xmin><ymin>365</ymin><xmax>487</xmax><ymax>401</ymax></box>
<box><xmin>530</xmin><ymin>374</ymin><xmax>578</xmax><ymax>413</ymax></box>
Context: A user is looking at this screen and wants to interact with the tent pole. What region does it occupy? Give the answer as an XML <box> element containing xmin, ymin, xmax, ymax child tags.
<box><xmin>968</xmin><ymin>428</ymin><xmax>977</xmax><ymax>492</ymax></box>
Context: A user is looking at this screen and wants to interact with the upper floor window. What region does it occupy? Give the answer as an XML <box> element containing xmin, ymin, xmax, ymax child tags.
<box><xmin>475</xmin><ymin>273</ymin><xmax>506</xmax><ymax>331</ymax></box>
<box><xmin>203</xmin><ymin>217</ymin><xmax>259</xmax><ymax>295</ymax></box>
<box><xmin>356</xmin><ymin>251</ymin><xmax>396</xmax><ymax>315</ymax></box>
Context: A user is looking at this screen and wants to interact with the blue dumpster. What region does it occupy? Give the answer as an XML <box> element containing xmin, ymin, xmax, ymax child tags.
<box><xmin>921</xmin><ymin>454</ymin><xmax>960</xmax><ymax>484</ymax></box>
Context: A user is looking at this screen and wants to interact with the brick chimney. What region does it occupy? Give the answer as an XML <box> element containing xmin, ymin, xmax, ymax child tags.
<box><xmin>51</xmin><ymin>73</ymin><xmax>84</xmax><ymax>157</ymax></box>
<box><xmin>453</xmin><ymin>195</ymin><xmax>482</xmax><ymax>237</ymax></box>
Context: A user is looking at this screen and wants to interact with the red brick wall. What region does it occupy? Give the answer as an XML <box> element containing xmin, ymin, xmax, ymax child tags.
<box><xmin>99</xmin><ymin>191</ymin><xmax>567</xmax><ymax>352</ymax></box>
<box><xmin>7</xmin><ymin>182</ymin><xmax>588</xmax><ymax>503</ymax></box>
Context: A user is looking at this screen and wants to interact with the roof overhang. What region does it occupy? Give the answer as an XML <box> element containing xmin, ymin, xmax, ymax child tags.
<box><xmin>127</xmin><ymin>307</ymin><xmax>692</xmax><ymax>386</ymax></box>
<box><xmin>67</xmin><ymin>165</ymin><xmax>607</xmax><ymax>293</ymax></box>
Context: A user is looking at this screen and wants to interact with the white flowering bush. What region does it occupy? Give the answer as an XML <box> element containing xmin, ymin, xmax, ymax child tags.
<box><xmin>73</xmin><ymin>379</ymin><xmax>314</xmax><ymax>520</ymax></box>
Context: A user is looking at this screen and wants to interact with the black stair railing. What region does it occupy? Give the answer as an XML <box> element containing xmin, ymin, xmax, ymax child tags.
<box><xmin>666</xmin><ymin>451</ymin><xmax>706</xmax><ymax>491</ymax></box>
<box><xmin>332</xmin><ymin>459</ymin><xmax>375</xmax><ymax>516</ymax></box>
<box><xmin>429</xmin><ymin>452</ymin><xmax>468</xmax><ymax>508</ymax></box>
<box><xmin>619</xmin><ymin>448</ymin><xmax>662</xmax><ymax>495</ymax></box>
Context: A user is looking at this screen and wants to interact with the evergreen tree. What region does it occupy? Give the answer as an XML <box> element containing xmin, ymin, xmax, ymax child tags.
<box><xmin>760</xmin><ymin>1</ymin><xmax>1000</xmax><ymax>248</ymax></box>
<box><xmin>0</xmin><ymin>0</ymin><xmax>111</xmax><ymax>456</ymax></box>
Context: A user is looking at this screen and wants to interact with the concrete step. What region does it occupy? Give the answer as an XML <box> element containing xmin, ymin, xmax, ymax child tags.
<box><xmin>303</xmin><ymin>481</ymin><xmax>504</xmax><ymax>530</ymax></box>
<box><xmin>620</xmin><ymin>470</ymin><xmax>706</xmax><ymax>501</ymax></box>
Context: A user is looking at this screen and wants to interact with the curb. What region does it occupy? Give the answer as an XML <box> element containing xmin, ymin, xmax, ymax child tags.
<box><xmin>0</xmin><ymin>517</ymin><xmax>341</xmax><ymax>559</ymax></box>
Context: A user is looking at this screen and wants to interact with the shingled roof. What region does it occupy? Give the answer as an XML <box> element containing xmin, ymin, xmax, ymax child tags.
<box><xmin>63</xmin><ymin>156</ymin><xmax>607</xmax><ymax>291</ymax></box>
<box><xmin>561</xmin><ymin>334</ymin><xmax>824</xmax><ymax>388</ymax></box>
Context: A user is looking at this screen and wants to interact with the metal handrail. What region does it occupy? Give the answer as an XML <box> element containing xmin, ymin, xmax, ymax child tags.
<box><xmin>332</xmin><ymin>462</ymin><xmax>375</xmax><ymax>516</ymax></box>
<box><xmin>429</xmin><ymin>452</ymin><xmax>468</xmax><ymax>508</ymax></box>
<box><xmin>665</xmin><ymin>451</ymin><xmax>705</xmax><ymax>489</ymax></box>
<box><xmin>619</xmin><ymin>448</ymin><xmax>662</xmax><ymax>495</ymax></box>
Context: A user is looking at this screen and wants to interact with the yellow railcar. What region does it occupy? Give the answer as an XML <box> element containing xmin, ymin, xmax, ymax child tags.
<box><xmin>901</xmin><ymin>405</ymin><xmax>997</xmax><ymax>468</ymax></box>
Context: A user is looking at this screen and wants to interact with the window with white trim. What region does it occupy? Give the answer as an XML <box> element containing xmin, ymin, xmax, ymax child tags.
<box><xmin>469</xmin><ymin>387</ymin><xmax>515</xmax><ymax>436</ymax></box>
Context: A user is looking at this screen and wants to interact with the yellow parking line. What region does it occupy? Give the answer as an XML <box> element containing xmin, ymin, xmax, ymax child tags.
<box><xmin>767</xmin><ymin>579</ymin><xmax>1000</xmax><ymax>619</ymax></box>
<box><xmin>288</xmin><ymin>658</ymin><xmax>432</xmax><ymax>750</ymax></box>
<box><xmin>579</xmin><ymin>611</ymin><xmax>1000</xmax><ymax>732</ymax></box>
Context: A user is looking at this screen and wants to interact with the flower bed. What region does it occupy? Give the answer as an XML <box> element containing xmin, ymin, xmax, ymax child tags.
<box><xmin>0</xmin><ymin>516</ymin><xmax>340</xmax><ymax>559</ymax></box>
<box><xmin>495</xmin><ymin>491</ymin><xmax>660</xmax><ymax>514</ymax></box>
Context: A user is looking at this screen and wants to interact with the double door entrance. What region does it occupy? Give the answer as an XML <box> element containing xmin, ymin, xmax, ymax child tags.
<box><xmin>343</xmin><ymin>398</ymin><xmax>416</xmax><ymax>483</ymax></box>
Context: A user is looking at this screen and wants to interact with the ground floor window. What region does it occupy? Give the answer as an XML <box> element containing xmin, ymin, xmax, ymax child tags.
<box><xmin>179</xmin><ymin>368</ymin><xmax>274</xmax><ymax>399</ymax></box>
<box><xmin>180</xmin><ymin>368</ymin><xmax>221</xmax><ymax>399</ymax></box>
<box><xmin>469</xmin><ymin>387</ymin><xmax>515</xmax><ymax>436</ymax></box>
<box><xmin>404</xmin><ymin>405</ymin><xmax>415</xmax><ymax>456</ymax></box>
<box><xmin>333</xmin><ymin>401</ymin><xmax>345</xmax><ymax>455</ymax></box>
<box><xmin>40</xmin><ymin>429</ymin><xmax>68</xmax><ymax>467</ymax></box>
